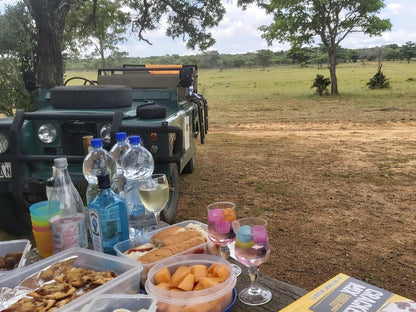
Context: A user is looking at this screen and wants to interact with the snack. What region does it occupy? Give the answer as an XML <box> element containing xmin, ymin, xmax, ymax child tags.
<box><xmin>1</xmin><ymin>297</ymin><xmax>56</xmax><ymax>312</ymax></box>
<box><xmin>0</xmin><ymin>251</ymin><xmax>23</xmax><ymax>271</ymax></box>
<box><xmin>0</xmin><ymin>260</ymin><xmax>118</xmax><ymax>312</ymax></box>
<box><xmin>154</xmin><ymin>262</ymin><xmax>230</xmax><ymax>292</ymax></box>
<box><xmin>125</xmin><ymin>223</ymin><xmax>207</xmax><ymax>264</ymax></box>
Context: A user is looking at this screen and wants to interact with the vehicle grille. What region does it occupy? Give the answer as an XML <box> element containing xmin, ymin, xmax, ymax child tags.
<box><xmin>62</xmin><ymin>122</ymin><xmax>97</xmax><ymax>155</ymax></box>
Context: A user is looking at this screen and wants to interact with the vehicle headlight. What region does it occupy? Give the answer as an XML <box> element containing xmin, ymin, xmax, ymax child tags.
<box><xmin>100</xmin><ymin>123</ymin><xmax>112</xmax><ymax>144</ymax></box>
<box><xmin>38</xmin><ymin>123</ymin><xmax>57</xmax><ymax>143</ymax></box>
<box><xmin>0</xmin><ymin>133</ymin><xmax>9</xmax><ymax>153</ymax></box>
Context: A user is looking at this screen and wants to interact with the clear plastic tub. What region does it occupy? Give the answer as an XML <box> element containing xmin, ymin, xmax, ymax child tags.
<box><xmin>0</xmin><ymin>239</ymin><xmax>31</xmax><ymax>277</ymax></box>
<box><xmin>0</xmin><ymin>247</ymin><xmax>143</xmax><ymax>312</ymax></box>
<box><xmin>114</xmin><ymin>220</ymin><xmax>210</xmax><ymax>283</ymax></box>
<box><xmin>79</xmin><ymin>294</ymin><xmax>157</xmax><ymax>312</ymax></box>
<box><xmin>145</xmin><ymin>254</ymin><xmax>237</xmax><ymax>312</ymax></box>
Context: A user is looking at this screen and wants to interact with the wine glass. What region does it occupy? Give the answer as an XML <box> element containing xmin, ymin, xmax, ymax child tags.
<box><xmin>138</xmin><ymin>174</ymin><xmax>169</xmax><ymax>229</ymax></box>
<box><xmin>234</xmin><ymin>217</ymin><xmax>271</xmax><ymax>305</ymax></box>
<box><xmin>207</xmin><ymin>201</ymin><xmax>242</xmax><ymax>276</ymax></box>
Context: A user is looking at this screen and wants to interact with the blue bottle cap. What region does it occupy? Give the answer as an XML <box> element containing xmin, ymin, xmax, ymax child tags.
<box><xmin>91</xmin><ymin>138</ymin><xmax>103</xmax><ymax>148</ymax></box>
<box><xmin>115</xmin><ymin>132</ymin><xmax>127</xmax><ymax>141</ymax></box>
<box><xmin>128</xmin><ymin>135</ymin><xmax>141</xmax><ymax>145</ymax></box>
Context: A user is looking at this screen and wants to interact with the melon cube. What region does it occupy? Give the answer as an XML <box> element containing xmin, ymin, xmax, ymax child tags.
<box><xmin>171</xmin><ymin>265</ymin><xmax>192</xmax><ymax>287</ymax></box>
<box><xmin>190</xmin><ymin>264</ymin><xmax>208</xmax><ymax>282</ymax></box>
<box><xmin>155</xmin><ymin>266</ymin><xmax>172</xmax><ymax>284</ymax></box>
<box><xmin>177</xmin><ymin>273</ymin><xmax>195</xmax><ymax>291</ymax></box>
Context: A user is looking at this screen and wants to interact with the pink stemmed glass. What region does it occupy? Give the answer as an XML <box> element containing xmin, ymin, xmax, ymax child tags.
<box><xmin>234</xmin><ymin>217</ymin><xmax>271</xmax><ymax>305</ymax></box>
<box><xmin>207</xmin><ymin>201</ymin><xmax>242</xmax><ymax>276</ymax></box>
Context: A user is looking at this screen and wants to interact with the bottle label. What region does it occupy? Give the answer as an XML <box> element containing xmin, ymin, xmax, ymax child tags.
<box><xmin>50</xmin><ymin>214</ymin><xmax>88</xmax><ymax>253</ymax></box>
<box><xmin>88</xmin><ymin>209</ymin><xmax>104</xmax><ymax>252</ymax></box>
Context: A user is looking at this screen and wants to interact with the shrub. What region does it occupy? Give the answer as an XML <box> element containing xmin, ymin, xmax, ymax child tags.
<box><xmin>366</xmin><ymin>64</ymin><xmax>390</xmax><ymax>89</ymax></box>
<box><xmin>311</xmin><ymin>74</ymin><xmax>331</xmax><ymax>96</ymax></box>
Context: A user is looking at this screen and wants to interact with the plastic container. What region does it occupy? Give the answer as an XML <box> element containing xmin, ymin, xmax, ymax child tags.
<box><xmin>145</xmin><ymin>254</ymin><xmax>237</xmax><ymax>312</ymax></box>
<box><xmin>114</xmin><ymin>220</ymin><xmax>209</xmax><ymax>283</ymax></box>
<box><xmin>0</xmin><ymin>247</ymin><xmax>143</xmax><ymax>312</ymax></box>
<box><xmin>0</xmin><ymin>239</ymin><xmax>31</xmax><ymax>277</ymax></box>
<box><xmin>78</xmin><ymin>294</ymin><xmax>157</xmax><ymax>312</ymax></box>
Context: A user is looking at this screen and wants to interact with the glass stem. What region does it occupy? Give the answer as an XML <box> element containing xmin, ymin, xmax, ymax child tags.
<box><xmin>248</xmin><ymin>266</ymin><xmax>260</xmax><ymax>290</ymax></box>
<box><xmin>219</xmin><ymin>244</ymin><xmax>230</xmax><ymax>260</ymax></box>
<box><xmin>154</xmin><ymin>212</ymin><xmax>160</xmax><ymax>228</ymax></box>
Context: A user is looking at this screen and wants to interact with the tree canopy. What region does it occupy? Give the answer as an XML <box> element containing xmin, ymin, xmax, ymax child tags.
<box><xmin>238</xmin><ymin>0</ymin><xmax>392</xmax><ymax>95</ymax></box>
<box><xmin>21</xmin><ymin>0</ymin><xmax>225</xmax><ymax>88</ymax></box>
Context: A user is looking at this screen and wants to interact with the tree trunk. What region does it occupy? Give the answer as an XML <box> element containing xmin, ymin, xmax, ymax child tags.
<box><xmin>24</xmin><ymin>0</ymin><xmax>73</xmax><ymax>88</ymax></box>
<box><xmin>328</xmin><ymin>51</ymin><xmax>338</xmax><ymax>95</ymax></box>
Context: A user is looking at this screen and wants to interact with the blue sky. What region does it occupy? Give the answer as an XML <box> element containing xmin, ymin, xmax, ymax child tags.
<box><xmin>1</xmin><ymin>0</ymin><xmax>416</xmax><ymax>57</ymax></box>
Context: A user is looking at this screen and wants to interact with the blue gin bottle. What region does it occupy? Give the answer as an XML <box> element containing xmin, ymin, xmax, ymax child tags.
<box><xmin>88</xmin><ymin>173</ymin><xmax>129</xmax><ymax>255</ymax></box>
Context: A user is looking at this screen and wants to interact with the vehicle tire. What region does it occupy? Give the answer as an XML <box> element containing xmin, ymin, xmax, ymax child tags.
<box><xmin>0</xmin><ymin>194</ymin><xmax>31</xmax><ymax>235</ymax></box>
<box><xmin>161</xmin><ymin>163</ymin><xmax>180</xmax><ymax>224</ymax></box>
<box><xmin>182</xmin><ymin>156</ymin><xmax>195</xmax><ymax>174</ymax></box>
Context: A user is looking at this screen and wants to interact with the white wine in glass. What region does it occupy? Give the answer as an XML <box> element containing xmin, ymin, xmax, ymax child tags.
<box><xmin>138</xmin><ymin>174</ymin><xmax>169</xmax><ymax>229</ymax></box>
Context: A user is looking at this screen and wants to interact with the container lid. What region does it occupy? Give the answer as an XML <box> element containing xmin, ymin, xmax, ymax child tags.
<box><xmin>128</xmin><ymin>135</ymin><xmax>141</xmax><ymax>145</ymax></box>
<box><xmin>91</xmin><ymin>138</ymin><xmax>103</xmax><ymax>148</ymax></box>
<box><xmin>115</xmin><ymin>132</ymin><xmax>127</xmax><ymax>141</ymax></box>
<box><xmin>54</xmin><ymin>157</ymin><xmax>68</xmax><ymax>168</ymax></box>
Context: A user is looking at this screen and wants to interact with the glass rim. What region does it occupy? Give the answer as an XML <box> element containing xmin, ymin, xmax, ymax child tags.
<box><xmin>207</xmin><ymin>201</ymin><xmax>235</xmax><ymax>210</ymax></box>
<box><xmin>236</xmin><ymin>216</ymin><xmax>267</xmax><ymax>227</ymax></box>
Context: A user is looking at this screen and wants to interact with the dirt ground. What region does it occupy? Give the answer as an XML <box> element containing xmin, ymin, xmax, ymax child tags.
<box><xmin>176</xmin><ymin>121</ymin><xmax>416</xmax><ymax>299</ymax></box>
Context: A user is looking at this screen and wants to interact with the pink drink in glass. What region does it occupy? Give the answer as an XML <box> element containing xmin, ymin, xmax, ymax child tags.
<box><xmin>207</xmin><ymin>206</ymin><xmax>236</xmax><ymax>245</ymax></box>
<box><xmin>235</xmin><ymin>224</ymin><xmax>270</xmax><ymax>266</ymax></box>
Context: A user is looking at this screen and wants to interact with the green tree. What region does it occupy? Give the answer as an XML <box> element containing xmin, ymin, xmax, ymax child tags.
<box><xmin>400</xmin><ymin>41</ymin><xmax>416</xmax><ymax>63</ymax></box>
<box><xmin>22</xmin><ymin>0</ymin><xmax>226</xmax><ymax>88</ymax></box>
<box><xmin>238</xmin><ymin>0</ymin><xmax>392</xmax><ymax>95</ymax></box>
<box><xmin>256</xmin><ymin>49</ymin><xmax>274</xmax><ymax>70</ymax></box>
<box><xmin>65</xmin><ymin>0</ymin><xmax>129</xmax><ymax>68</ymax></box>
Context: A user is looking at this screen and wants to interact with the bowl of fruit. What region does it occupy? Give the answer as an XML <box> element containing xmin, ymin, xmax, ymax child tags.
<box><xmin>144</xmin><ymin>254</ymin><xmax>237</xmax><ymax>312</ymax></box>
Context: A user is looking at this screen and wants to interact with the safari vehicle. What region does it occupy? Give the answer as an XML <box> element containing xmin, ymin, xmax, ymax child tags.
<box><xmin>0</xmin><ymin>64</ymin><xmax>208</xmax><ymax>235</ymax></box>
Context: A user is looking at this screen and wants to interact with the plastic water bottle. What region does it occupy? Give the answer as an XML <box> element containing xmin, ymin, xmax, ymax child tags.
<box><xmin>110</xmin><ymin>132</ymin><xmax>130</xmax><ymax>197</ymax></box>
<box><xmin>121</xmin><ymin>135</ymin><xmax>154</xmax><ymax>180</ymax></box>
<box><xmin>83</xmin><ymin>138</ymin><xmax>116</xmax><ymax>203</ymax></box>
<box><xmin>121</xmin><ymin>135</ymin><xmax>154</xmax><ymax>236</ymax></box>
<box><xmin>88</xmin><ymin>173</ymin><xmax>129</xmax><ymax>255</ymax></box>
<box><xmin>49</xmin><ymin>158</ymin><xmax>88</xmax><ymax>253</ymax></box>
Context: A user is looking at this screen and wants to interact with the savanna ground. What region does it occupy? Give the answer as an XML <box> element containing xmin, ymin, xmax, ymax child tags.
<box><xmin>174</xmin><ymin>63</ymin><xmax>416</xmax><ymax>299</ymax></box>
<box><xmin>2</xmin><ymin>62</ymin><xmax>416</xmax><ymax>300</ymax></box>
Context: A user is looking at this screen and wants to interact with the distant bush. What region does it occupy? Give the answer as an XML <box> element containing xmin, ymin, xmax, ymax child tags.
<box><xmin>311</xmin><ymin>74</ymin><xmax>331</xmax><ymax>96</ymax></box>
<box><xmin>366</xmin><ymin>64</ymin><xmax>390</xmax><ymax>89</ymax></box>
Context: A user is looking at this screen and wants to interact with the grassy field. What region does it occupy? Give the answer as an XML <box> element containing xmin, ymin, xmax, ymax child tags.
<box><xmin>67</xmin><ymin>61</ymin><xmax>416</xmax><ymax>125</ymax></box>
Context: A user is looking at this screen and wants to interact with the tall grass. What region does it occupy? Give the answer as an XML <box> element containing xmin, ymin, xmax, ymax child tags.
<box><xmin>66</xmin><ymin>61</ymin><xmax>416</xmax><ymax>125</ymax></box>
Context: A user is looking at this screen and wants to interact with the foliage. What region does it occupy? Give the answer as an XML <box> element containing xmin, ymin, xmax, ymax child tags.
<box><xmin>0</xmin><ymin>57</ymin><xmax>34</xmax><ymax>116</ymax></box>
<box><xmin>65</xmin><ymin>0</ymin><xmax>129</xmax><ymax>67</ymax></box>
<box><xmin>237</xmin><ymin>0</ymin><xmax>392</xmax><ymax>95</ymax></box>
<box><xmin>366</xmin><ymin>64</ymin><xmax>390</xmax><ymax>89</ymax></box>
<box><xmin>311</xmin><ymin>74</ymin><xmax>331</xmax><ymax>96</ymax></box>
<box><xmin>18</xmin><ymin>0</ymin><xmax>226</xmax><ymax>88</ymax></box>
<box><xmin>256</xmin><ymin>49</ymin><xmax>274</xmax><ymax>70</ymax></box>
<box><xmin>0</xmin><ymin>2</ymin><xmax>37</xmax><ymax>72</ymax></box>
<box><xmin>400</xmin><ymin>41</ymin><xmax>416</xmax><ymax>63</ymax></box>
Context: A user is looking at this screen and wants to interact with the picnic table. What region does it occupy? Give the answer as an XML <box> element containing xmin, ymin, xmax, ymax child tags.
<box><xmin>230</xmin><ymin>259</ymin><xmax>307</xmax><ymax>311</ymax></box>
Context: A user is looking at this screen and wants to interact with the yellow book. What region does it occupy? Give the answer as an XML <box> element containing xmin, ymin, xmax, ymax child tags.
<box><xmin>279</xmin><ymin>273</ymin><xmax>415</xmax><ymax>312</ymax></box>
